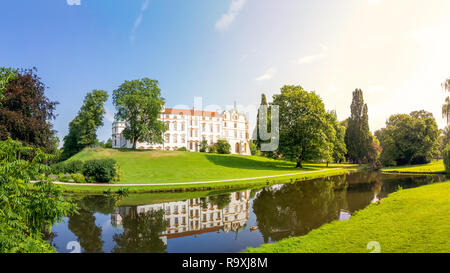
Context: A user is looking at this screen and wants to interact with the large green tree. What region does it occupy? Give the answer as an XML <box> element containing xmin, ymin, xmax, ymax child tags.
<box><xmin>375</xmin><ymin>110</ymin><xmax>440</xmax><ymax>166</ymax></box>
<box><xmin>344</xmin><ymin>89</ymin><xmax>372</xmax><ymax>164</ymax></box>
<box><xmin>113</xmin><ymin>78</ymin><xmax>165</xmax><ymax>149</ymax></box>
<box><xmin>0</xmin><ymin>68</ymin><xmax>58</xmax><ymax>154</ymax></box>
<box><xmin>273</xmin><ymin>85</ymin><xmax>335</xmax><ymax>168</ymax></box>
<box><xmin>61</xmin><ymin>89</ymin><xmax>108</xmax><ymax>160</ymax></box>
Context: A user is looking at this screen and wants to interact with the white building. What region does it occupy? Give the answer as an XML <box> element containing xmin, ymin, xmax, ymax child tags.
<box><xmin>111</xmin><ymin>190</ymin><xmax>251</xmax><ymax>242</ymax></box>
<box><xmin>112</xmin><ymin>107</ymin><xmax>251</xmax><ymax>155</ymax></box>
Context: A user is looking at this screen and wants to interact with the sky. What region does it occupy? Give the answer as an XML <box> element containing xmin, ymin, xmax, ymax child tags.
<box><xmin>1</xmin><ymin>0</ymin><xmax>449</xmax><ymax>144</ymax></box>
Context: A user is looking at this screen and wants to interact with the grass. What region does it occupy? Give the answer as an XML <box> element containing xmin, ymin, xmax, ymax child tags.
<box><xmin>56</xmin><ymin>167</ymin><xmax>358</xmax><ymax>194</ymax></box>
<box><xmin>59</xmin><ymin>148</ymin><xmax>358</xmax><ymax>193</ymax></box>
<box><xmin>382</xmin><ymin>160</ymin><xmax>446</xmax><ymax>174</ymax></box>
<box><xmin>245</xmin><ymin>181</ymin><xmax>450</xmax><ymax>253</ymax></box>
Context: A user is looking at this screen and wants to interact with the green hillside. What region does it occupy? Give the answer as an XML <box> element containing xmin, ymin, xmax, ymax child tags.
<box><xmin>68</xmin><ymin>148</ymin><xmax>349</xmax><ymax>184</ymax></box>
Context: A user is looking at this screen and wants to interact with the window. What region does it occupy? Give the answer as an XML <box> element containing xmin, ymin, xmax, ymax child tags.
<box><xmin>217</xmin><ymin>124</ymin><xmax>220</xmax><ymax>132</ymax></box>
<box><xmin>234</xmin><ymin>122</ymin><xmax>237</xmax><ymax>128</ymax></box>
<box><xmin>181</xmin><ymin>135</ymin><xmax>185</xmax><ymax>143</ymax></box>
<box><xmin>210</xmin><ymin>125</ymin><xmax>213</xmax><ymax>132</ymax></box>
<box><xmin>181</xmin><ymin>123</ymin><xmax>185</xmax><ymax>131</ymax></box>
<box><xmin>202</xmin><ymin>124</ymin><xmax>205</xmax><ymax>131</ymax></box>
<box><xmin>174</xmin><ymin>122</ymin><xmax>177</xmax><ymax>131</ymax></box>
<box><xmin>234</xmin><ymin>131</ymin><xmax>237</xmax><ymax>138</ymax></box>
<box><xmin>173</xmin><ymin>135</ymin><xmax>177</xmax><ymax>143</ymax></box>
<box><xmin>224</xmin><ymin>122</ymin><xmax>227</xmax><ymax>127</ymax></box>
<box><xmin>165</xmin><ymin>135</ymin><xmax>170</xmax><ymax>143</ymax></box>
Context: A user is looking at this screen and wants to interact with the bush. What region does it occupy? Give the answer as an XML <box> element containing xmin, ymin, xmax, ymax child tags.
<box><xmin>199</xmin><ymin>140</ymin><xmax>208</xmax><ymax>153</ymax></box>
<box><xmin>65</xmin><ymin>160</ymin><xmax>83</xmax><ymax>174</ymax></box>
<box><xmin>50</xmin><ymin>162</ymin><xmax>67</xmax><ymax>174</ymax></box>
<box><xmin>216</xmin><ymin>139</ymin><xmax>231</xmax><ymax>154</ymax></box>
<box><xmin>208</xmin><ymin>144</ymin><xmax>217</xmax><ymax>153</ymax></box>
<box><xmin>82</xmin><ymin>159</ymin><xmax>117</xmax><ymax>183</ymax></box>
<box><xmin>71</xmin><ymin>173</ymin><xmax>86</xmax><ymax>183</ymax></box>
<box><xmin>58</xmin><ymin>173</ymin><xmax>72</xmax><ymax>182</ymax></box>
<box><xmin>443</xmin><ymin>145</ymin><xmax>450</xmax><ymax>173</ymax></box>
<box><xmin>249</xmin><ymin>141</ymin><xmax>259</xmax><ymax>156</ymax></box>
<box><xmin>177</xmin><ymin>147</ymin><xmax>187</xmax><ymax>151</ymax></box>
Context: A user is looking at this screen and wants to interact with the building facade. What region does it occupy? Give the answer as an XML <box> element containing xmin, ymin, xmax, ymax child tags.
<box><xmin>112</xmin><ymin>107</ymin><xmax>251</xmax><ymax>155</ymax></box>
<box><xmin>111</xmin><ymin>190</ymin><xmax>251</xmax><ymax>243</ymax></box>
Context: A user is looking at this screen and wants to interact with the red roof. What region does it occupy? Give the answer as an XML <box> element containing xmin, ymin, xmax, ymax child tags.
<box><xmin>162</xmin><ymin>108</ymin><xmax>220</xmax><ymax>117</ymax></box>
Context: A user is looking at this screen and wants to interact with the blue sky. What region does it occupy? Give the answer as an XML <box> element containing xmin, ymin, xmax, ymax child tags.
<box><xmin>1</xmin><ymin>0</ymin><xmax>449</xmax><ymax>143</ymax></box>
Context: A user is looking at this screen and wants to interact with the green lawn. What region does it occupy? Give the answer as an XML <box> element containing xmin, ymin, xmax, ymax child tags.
<box><xmin>381</xmin><ymin>160</ymin><xmax>445</xmax><ymax>174</ymax></box>
<box><xmin>68</xmin><ymin>148</ymin><xmax>352</xmax><ymax>184</ymax></box>
<box><xmin>245</xmin><ymin>181</ymin><xmax>450</xmax><ymax>253</ymax></box>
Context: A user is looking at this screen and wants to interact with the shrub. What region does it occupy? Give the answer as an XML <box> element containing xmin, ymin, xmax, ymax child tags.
<box><xmin>71</xmin><ymin>173</ymin><xmax>86</xmax><ymax>183</ymax></box>
<box><xmin>82</xmin><ymin>159</ymin><xmax>117</xmax><ymax>183</ymax></box>
<box><xmin>216</xmin><ymin>139</ymin><xmax>231</xmax><ymax>154</ymax></box>
<box><xmin>443</xmin><ymin>145</ymin><xmax>450</xmax><ymax>173</ymax></box>
<box><xmin>65</xmin><ymin>160</ymin><xmax>83</xmax><ymax>174</ymax></box>
<box><xmin>199</xmin><ymin>140</ymin><xmax>208</xmax><ymax>152</ymax></box>
<box><xmin>51</xmin><ymin>162</ymin><xmax>67</xmax><ymax>174</ymax></box>
<box><xmin>58</xmin><ymin>173</ymin><xmax>72</xmax><ymax>182</ymax></box>
<box><xmin>208</xmin><ymin>144</ymin><xmax>217</xmax><ymax>153</ymax></box>
<box><xmin>177</xmin><ymin>147</ymin><xmax>187</xmax><ymax>151</ymax></box>
<box><xmin>249</xmin><ymin>141</ymin><xmax>259</xmax><ymax>156</ymax></box>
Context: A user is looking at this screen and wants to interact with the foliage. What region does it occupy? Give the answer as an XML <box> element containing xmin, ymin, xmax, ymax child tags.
<box><xmin>50</xmin><ymin>160</ymin><xmax>83</xmax><ymax>174</ymax></box>
<box><xmin>443</xmin><ymin>146</ymin><xmax>450</xmax><ymax>174</ymax></box>
<box><xmin>113</xmin><ymin>78</ymin><xmax>166</xmax><ymax>149</ymax></box>
<box><xmin>71</xmin><ymin>173</ymin><xmax>86</xmax><ymax>183</ymax></box>
<box><xmin>344</xmin><ymin>89</ymin><xmax>372</xmax><ymax>164</ymax></box>
<box><xmin>216</xmin><ymin>139</ymin><xmax>231</xmax><ymax>154</ymax></box>
<box><xmin>327</xmin><ymin>110</ymin><xmax>347</xmax><ymax>163</ymax></box>
<box><xmin>176</xmin><ymin>147</ymin><xmax>187</xmax><ymax>151</ymax></box>
<box><xmin>0</xmin><ymin>67</ymin><xmax>18</xmax><ymax>105</ymax></box>
<box><xmin>199</xmin><ymin>140</ymin><xmax>208</xmax><ymax>153</ymax></box>
<box><xmin>375</xmin><ymin>110</ymin><xmax>440</xmax><ymax>166</ymax></box>
<box><xmin>61</xmin><ymin>90</ymin><xmax>108</xmax><ymax>160</ymax></box>
<box><xmin>208</xmin><ymin>144</ymin><xmax>217</xmax><ymax>153</ymax></box>
<box><xmin>82</xmin><ymin>159</ymin><xmax>118</xmax><ymax>183</ymax></box>
<box><xmin>249</xmin><ymin>141</ymin><xmax>259</xmax><ymax>156</ymax></box>
<box><xmin>272</xmin><ymin>85</ymin><xmax>336</xmax><ymax>168</ymax></box>
<box><xmin>0</xmin><ymin>68</ymin><xmax>58</xmax><ymax>154</ymax></box>
<box><xmin>0</xmin><ymin>138</ymin><xmax>77</xmax><ymax>253</ymax></box>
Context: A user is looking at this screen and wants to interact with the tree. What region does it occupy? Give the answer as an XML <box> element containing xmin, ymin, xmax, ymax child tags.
<box><xmin>344</xmin><ymin>89</ymin><xmax>372</xmax><ymax>164</ymax></box>
<box><xmin>442</xmin><ymin>78</ymin><xmax>450</xmax><ymax>125</ymax></box>
<box><xmin>327</xmin><ymin>110</ymin><xmax>347</xmax><ymax>163</ymax></box>
<box><xmin>61</xmin><ymin>90</ymin><xmax>108</xmax><ymax>160</ymax></box>
<box><xmin>254</xmin><ymin>93</ymin><xmax>269</xmax><ymax>148</ymax></box>
<box><xmin>113</xmin><ymin>78</ymin><xmax>165</xmax><ymax>149</ymax></box>
<box><xmin>0</xmin><ymin>68</ymin><xmax>58</xmax><ymax>153</ymax></box>
<box><xmin>273</xmin><ymin>85</ymin><xmax>335</xmax><ymax>168</ymax></box>
<box><xmin>375</xmin><ymin>110</ymin><xmax>440</xmax><ymax>166</ymax></box>
<box><xmin>0</xmin><ymin>67</ymin><xmax>17</xmax><ymax>105</ymax></box>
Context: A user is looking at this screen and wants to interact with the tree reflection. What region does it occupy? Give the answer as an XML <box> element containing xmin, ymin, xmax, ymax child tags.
<box><xmin>112</xmin><ymin>209</ymin><xmax>168</xmax><ymax>253</ymax></box>
<box><xmin>67</xmin><ymin>195</ymin><xmax>119</xmax><ymax>253</ymax></box>
<box><xmin>253</xmin><ymin>175</ymin><xmax>350</xmax><ymax>243</ymax></box>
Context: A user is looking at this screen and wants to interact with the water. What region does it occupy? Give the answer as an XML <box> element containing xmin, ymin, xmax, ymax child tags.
<box><xmin>49</xmin><ymin>172</ymin><xmax>446</xmax><ymax>253</ymax></box>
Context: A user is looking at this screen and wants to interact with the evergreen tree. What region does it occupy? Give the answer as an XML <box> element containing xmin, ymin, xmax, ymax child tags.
<box><xmin>344</xmin><ymin>89</ymin><xmax>372</xmax><ymax>164</ymax></box>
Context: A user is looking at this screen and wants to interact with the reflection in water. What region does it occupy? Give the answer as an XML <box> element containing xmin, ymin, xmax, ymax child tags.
<box><xmin>52</xmin><ymin>172</ymin><xmax>446</xmax><ymax>253</ymax></box>
<box><xmin>111</xmin><ymin>190</ymin><xmax>251</xmax><ymax>244</ymax></box>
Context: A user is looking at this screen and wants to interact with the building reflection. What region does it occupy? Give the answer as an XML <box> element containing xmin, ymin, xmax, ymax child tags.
<box><xmin>111</xmin><ymin>190</ymin><xmax>251</xmax><ymax>244</ymax></box>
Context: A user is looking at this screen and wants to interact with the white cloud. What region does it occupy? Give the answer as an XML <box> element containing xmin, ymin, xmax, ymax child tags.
<box><xmin>67</xmin><ymin>0</ymin><xmax>81</xmax><ymax>5</ymax></box>
<box><xmin>130</xmin><ymin>0</ymin><xmax>150</xmax><ymax>42</ymax></box>
<box><xmin>215</xmin><ymin>0</ymin><xmax>248</xmax><ymax>31</ymax></box>
<box><xmin>254</xmin><ymin>67</ymin><xmax>277</xmax><ymax>81</ymax></box>
<box><xmin>297</xmin><ymin>44</ymin><xmax>328</xmax><ymax>64</ymax></box>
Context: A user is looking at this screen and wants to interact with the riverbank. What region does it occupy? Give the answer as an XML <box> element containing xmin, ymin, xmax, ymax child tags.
<box><xmin>381</xmin><ymin>160</ymin><xmax>446</xmax><ymax>174</ymax></box>
<box><xmin>245</xmin><ymin>181</ymin><xmax>450</xmax><ymax>253</ymax></box>
<box><xmin>53</xmin><ymin>166</ymin><xmax>359</xmax><ymax>193</ymax></box>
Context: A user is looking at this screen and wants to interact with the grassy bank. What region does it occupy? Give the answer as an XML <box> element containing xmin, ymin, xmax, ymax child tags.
<box><xmin>57</xmin><ymin>167</ymin><xmax>358</xmax><ymax>194</ymax></box>
<box><xmin>58</xmin><ymin>148</ymin><xmax>358</xmax><ymax>193</ymax></box>
<box><xmin>381</xmin><ymin>160</ymin><xmax>445</xmax><ymax>174</ymax></box>
<box><xmin>245</xmin><ymin>181</ymin><xmax>450</xmax><ymax>253</ymax></box>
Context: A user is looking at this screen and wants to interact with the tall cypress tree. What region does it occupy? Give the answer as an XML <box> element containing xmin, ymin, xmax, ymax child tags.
<box><xmin>345</xmin><ymin>89</ymin><xmax>371</xmax><ymax>163</ymax></box>
<box><xmin>254</xmin><ymin>93</ymin><xmax>268</xmax><ymax>148</ymax></box>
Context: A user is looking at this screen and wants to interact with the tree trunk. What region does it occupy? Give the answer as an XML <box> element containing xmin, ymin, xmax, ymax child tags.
<box><xmin>326</xmin><ymin>161</ymin><xmax>329</xmax><ymax>168</ymax></box>
<box><xmin>132</xmin><ymin>138</ymin><xmax>137</xmax><ymax>150</ymax></box>
<box><xmin>296</xmin><ymin>158</ymin><xmax>303</xmax><ymax>168</ymax></box>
